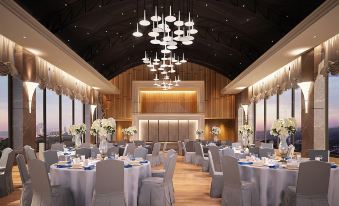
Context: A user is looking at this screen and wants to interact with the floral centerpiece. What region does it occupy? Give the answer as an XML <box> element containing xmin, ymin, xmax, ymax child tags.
<box><xmin>122</xmin><ymin>126</ymin><xmax>137</xmax><ymax>142</ymax></box>
<box><xmin>69</xmin><ymin>123</ymin><xmax>86</xmax><ymax>148</ymax></box>
<box><xmin>239</xmin><ymin>124</ymin><xmax>253</xmax><ymax>148</ymax></box>
<box><xmin>211</xmin><ymin>126</ymin><xmax>221</xmax><ymax>142</ymax></box>
<box><xmin>196</xmin><ymin>129</ymin><xmax>204</xmax><ymax>140</ymax></box>
<box><xmin>90</xmin><ymin>118</ymin><xmax>116</xmax><ymax>154</ymax></box>
<box><xmin>270</xmin><ymin>117</ymin><xmax>297</xmax><ymax>158</ymax></box>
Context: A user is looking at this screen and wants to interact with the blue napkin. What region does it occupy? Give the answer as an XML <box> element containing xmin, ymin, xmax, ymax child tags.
<box><xmin>57</xmin><ymin>164</ymin><xmax>72</xmax><ymax>168</ymax></box>
<box><xmin>63</xmin><ymin>152</ymin><xmax>70</xmax><ymax>155</ymax></box>
<box><xmin>84</xmin><ymin>165</ymin><xmax>95</xmax><ymax>170</ymax></box>
<box><xmin>124</xmin><ymin>164</ymin><xmax>132</xmax><ymax>168</ymax></box>
<box><xmin>140</xmin><ymin>160</ymin><xmax>148</xmax><ymax>164</ymax></box>
<box><xmin>268</xmin><ymin>164</ymin><xmax>279</xmax><ymax>169</ymax></box>
<box><xmin>238</xmin><ymin>161</ymin><xmax>253</xmax><ymax>165</ymax></box>
<box><xmin>331</xmin><ymin>164</ymin><xmax>337</xmax><ymax>169</ymax></box>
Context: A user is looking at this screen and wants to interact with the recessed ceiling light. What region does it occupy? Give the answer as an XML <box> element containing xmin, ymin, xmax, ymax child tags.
<box><xmin>86</xmin><ymin>32</ymin><xmax>90</xmax><ymax>35</ymax></box>
<box><xmin>121</xmin><ymin>12</ymin><xmax>124</xmax><ymax>15</ymax></box>
<box><xmin>235</xmin><ymin>35</ymin><xmax>238</xmax><ymax>39</ymax></box>
<box><xmin>271</xmin><ymin>40</ymin><xmax>274</xmax><ymax>43</ymax></box>
<box><xmin>205</xmin><ymin>3</ymin><xmax>208</xmax><ymax>7</ymax></box>
<box><xmin>98</xmin><ymin>4</ymin><xmax>102</xmax><ymax>8</ymax></box>
<box><xmin>242</xmin><ymin>4</ymin><xmax>246</xmax><ymax>8</ymax></box>
<box><xmin>289</xmin><ymin>47</ymin><xmax>310</xmax><ymax>56</ymax></box>
<box><xmin>226</xmin><ymin>18</ymin><xmax>229</xmax><ymax>22</ymax></box>
<box><xmin>236</xmin><ymin>86</ymin><xmax>246</xmax><ymax>90</ymax></box>
<box><xmin>23</xmin><ymin>36</ymin><xmax>27</xmax><ymax>39</ymax></box>
<box><xmin>239</xmin><ymin>62</ymin><xmax>242</xmax><ymax>65</ymax></box>
<box><xmin>105</xmin><ymin>30</ymin><xmax>108</xmax><ymax>33</ymax></box>
<box><xmin>64</xmin><ymin>3</ymin><xmax>68</xmax><ymax>7</ymax></box>
<box><xmin>313</xmin><ymin>35</ymin><xmax>317</xmax><ymax>39</ymax></box>
<box><xmin>67</xmin><ymin>39</ymin><xmax>70</xmax><ymax>42</ymax></box>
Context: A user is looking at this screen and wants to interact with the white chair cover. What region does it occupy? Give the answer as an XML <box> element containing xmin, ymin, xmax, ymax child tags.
<box><xmin>92</xmin><ymin>160</ymin><xmax>125</xmax><ymax>206</ymax></box>
<box><xmin>231</xmin><ymin>142</ymin><xmax>241</xmax><ymax>148</ymax></box>
<box><xmin>221</xmin><ymin>156</ymin><xmax>255</xmax><ymax>206</ymax></box>
<box><xmin>0</xmin><ymin>148</ymin><xmax>13</xmax><ymax>168</ymax></box>
<box><xmin>138</xmin><ymin>154</ymin><xmax>177</xmax><ymax>206</ymax></box>
<box><xmin>23</xmin><ymin>145</ymin><xmax>36</xmax><ymax>162</ymax></box>
<box><xmin>177</xmin><ymin>141</ymin><xmax>183</xmax><ymax>156</ymax></box>
<box><xmin>308</xmin><ymin>149</ymin><xmax>329</xmax><ymax>162</ymax></box>
<box><xmin>282</xmin><ymin>160</ymin><xmax>331</xmax><ymax>206</ymax></box>
<box><xmin>50</xmin><ymin>143</ymin><xmax>64</xmax><ymax>151</ymax></box>
<box><xmin>222</xmin><ymin>148</ymin><xmax>235</xmax><ymax>157</ymax></box>
<box><xmin>152</xmin><ymin>149</ymin><xmax>176</xmax><ymax>178</ymax></box>
<box><xmin>44</xmin><ymin>150</ymin><xmax>58</xmax><ymax>172</ymax></box>
<box><xmin>209</xmin><ymin>146</ymin><xmax>222</xmax><ymax>172</ymax></box>
<box><xmin>123</xmin><ymin>143</ymin><xmax>136</xmax><ymax>156</ymax></box>
<box><xmin>106</xmin><ymin>146</ymin><xmax>119</xmax><ymax>157</ymax></box>
<box><xmin>194</xmin><ymin>143</ymin><xmax>209</xmax><ymax>172</ymax></box>
<box><xmin>258</xmin><ymin>148</ymin><xmax>274</xmax><ymax>158</ymax></box>
<box><xmin>182</xmin><ymin>142</ymin><xmax>195</xmax><ymax>164</ymax></box>
<box><xmin>260</xmin><ymin>143</ymin><xmax>273</xmax><ymax>149</ymax></box>
<box><xmin>16</xmin><ymin>154</ymin><xmax>32</xmax><ymax>206</ymax></box>
<box><xmin>91</xmin><ymin>147</ymin><xmax>100</xmax><ymax>158</ymax></box>
<box><xmin>28</xmin><ymin>159</ymin><xmax>74</xmax><ymax>206</ymax></box>
<box><xmin>146</xmin><ymin>142</ymin><xmax>161</xmax><ymax>166</ymax></box>
<box><xmin>134</xmin><ymin>147</ymin><xmax>148</xmax><ymax>159</ymax></box>
<box><xmin>0</xmin><ymin>148</ymin><xmax>15</xmax><ymax>197</ymax></box>
<box><xmin>208</xmin><ymin>151</ymin><xmax>223</xmax><ymax>198</ymax></box>
<box><xmin>75</xmin><ymin>148</ymin><xmax>91</xmax><ymax>158</ymax></box>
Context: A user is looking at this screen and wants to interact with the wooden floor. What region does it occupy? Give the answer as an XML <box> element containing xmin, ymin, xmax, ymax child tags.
<box><xmin>0</xmin><ymin>156</ymin><xmax>221</xmax><ymax>206</ymax></box>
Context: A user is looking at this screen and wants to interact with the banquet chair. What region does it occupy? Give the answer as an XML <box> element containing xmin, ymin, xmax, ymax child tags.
<box><xmin>221</xmin><ymin>156</ymin><xmax>255</xmax><ymax>206</ymax></box>
<box><xmin>182</xmin><ymin>142</ymin><xmax>195</xmax><ymax>164</ymax></box>
<box><xmin>146</xmin><ymin>142</ymin><xmax>161</xmax><ymax>166</ymax></box>
<box><xmin>209</xmin><ymin>146</ymin><xmax>222</xmax><ymax>172</ymax></box>
<box><xmin>76</xmin><ymin>148</ymin><xmax>91</xmax><ymax>158</ymax></box>
<box><xmin>260</xmin><ymin>143</ymin><xmax>273</xmax><ymax>149</ymax></box>
<box><xmin>43</xmin><ymin>150</ymin><xmax>58</xmax><ymax>172</ymax></box>
<box><xmin>308</xmin><ymin>149</ymin><xmax>329</xmax><ymax>162</ymax></box>
<box><xmin>134</xmin><ymin>147</ymin><xmax>148</xmax><ymax>159</ymax></box>
<box><xmin>258</xmin><ymin>148</ymin><xmax>274</xmax><ymax>158</ymax></box>
<box><xmin>28</xmin><ymin>159</ymin><xmax>74</xmax><ymax>206</ymax></box>
<box><xmin>16</xmin><ymin>154</ymin><xmax>32</xmax><ymax>206</ymax></box>
<box><xmin>194</xmin><ymin>142</ymin><xmax>209</xmax><ymax>172</ymax></box>
<box><xmin>232</xmin><ymin>142</ymin><xmax>241</xmax><ymax>148</ymax></box>
<box><xmin>123</xmin><ymin>143</ymin><xmax>136</xmax><ymax>156</ymax></box>
<box><xmin>106</xmin><ymin>146</ymin><xmax>119</xmax><ymax>157</ymax></box>
<box><xmin>50</xmin><ymin>143</ymin><xmax>64</xmax><ymax>151</ymax></box>
<box><xmin>92</xmin><ymin>160</ymin><xmax>125</xmax><ymax>206</ymax></box>
<box><xmin>91</xmin><ymin>147</ymin><xmax>100</xmax><ymax>158</ymax></box>
<box><xmin>80</xmin><ymin>142</ymin><xmax>91</xmax><ymax>148</ymax></box>
<box><xmin>159</xmin><ymin>142</ymin><xmax>168</xmax><ymax>163</ymax></box>
<box><xmin>222</xmin><ymin>148</ymin><xmax>235</xmax><ymax>157</ymax></box>
<box><xmin>139</xmin><ymin>154</ymin><xmax>177</xmax><ymax>206</ymax></box>
<box><xmin>249</xmin><ymin>147</ymin><xmax>259</xmax><ymax>156</ymax></box>
<box><xmin>134</xmin><ymin>140</ymin><xmax>145</xmax><ymax>147</ymax></box>
<box><xmin>23</xmin><ymin>145</ymin><xmax>37</xmax><ymax>162</ymax></box>
<box><xmin>282</xmin><ymin>160</ymin><xmax>331</xmax><ymax>206</ymax></box>
<box><xmin>177</xmin><ymin>141</ymin><xmax>183</xmax><ymax>156</ymax></box>
<box><xmin>152</xmin><ymin>149</ymin><xmax>176</xmax><ymax>178</ymax></box>
<box><xmin>208</xmin><ymin>151</ymin><xmax>223</xmax><ymax>198</ymax></box>
<box><xmin>0</xmin><ymin>148</ymin><xmax>13</xmax><ymax>170</ymax></box>
<box><xmin>0</xmin><ymin>148</ymin><xmax>15</xmax><ymax>197</ymax></box>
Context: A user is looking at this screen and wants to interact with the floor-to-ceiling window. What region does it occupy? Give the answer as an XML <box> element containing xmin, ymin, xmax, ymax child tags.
<box><xmin>46</xmin><ymin>90</ymin><xmax>60</xmax><ymax>141</ymax></box>
<box><xmin>62</xmin><ymin>96</ymin><xmax>73</xmax><ymax>141</ymax></box>
<box><xmin>0</xmin><ymin>76</ymin><xmax>9</xmax><ymax>148</ymax></box>
<box><xmin>279</xmin><ymin>90</ymin><xmax>292</xmax><ymax>118</ymax></box>
<box><xmin>255</xmin><ymin>100</ymin><xmax>265</xmax><ymax>142</ymax></box>
<box><xmin>328</xmin><ymin>74</ymin><xmax>339</xmax><ymax>156</ymax></box>
<box><xmin>35</xmin><ymin>87</ymin><xmax>44</xmax><ymax>138</ymax></box>
<box><xmin>266</xmin><ymin>95</ymin><xmax>277</xmax><ymax>143</ymax></box>
<box><xmin>74</xmin><ymin>100</ymin><xmax>83</xmax><ymax>124</ymax></box>
<box><xmin>294</xmin><ymin>87</ymin><xmax>302</xmax><ymax>151</ymax></box>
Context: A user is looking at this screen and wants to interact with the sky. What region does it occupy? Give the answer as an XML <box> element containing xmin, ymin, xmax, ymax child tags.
<box><xmin>329</xmin><ymin>76</ymin><xmax>339</xmax><ymax>128</ymax></box>
<box><xmin>0</xmin><ymin>76</ymin><xmax>8</xmax><ymax>132</ymax></box>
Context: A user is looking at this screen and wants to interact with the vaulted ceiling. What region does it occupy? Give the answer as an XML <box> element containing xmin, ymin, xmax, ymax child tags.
<box><xmin>15</xmin><ymin>0</ymin><xmax>324</xmax><ymax>80</ymax></box>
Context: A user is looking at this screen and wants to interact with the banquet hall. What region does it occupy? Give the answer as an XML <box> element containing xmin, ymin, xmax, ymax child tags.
<box><xmin>0</xmin><ymin>0</ymin><xmax>339</xmax><ymax>205</ymax></box>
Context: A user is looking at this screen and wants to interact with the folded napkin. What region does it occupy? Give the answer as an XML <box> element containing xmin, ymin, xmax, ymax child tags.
<box><xmin>140</xmin><ymin>160</ymin><xmax>148</xmax><ymax>164</ymax></box>
<box><xmin>57</xmin><ymin>164</ymin><xmax>72</xmax><ymax>168</ymax></box>
<box><xmin>267</xmin><ymin>164</ymin><xmax>279</xmax><ymax>169</ymax></box>
<box><xmin>238</xmin><ymin>161</ymin><xmax>253</xmax><ymax>165</ymax></box>
<box><xmin>84</xmin><ymin>165</ymin><xmax>95</xmax><ymax>170</ymax></box>
<box><xmin>331</xmin><ymin>164</ymin><xmax>337</xmax><ymax>169</ymax></box>
<box><xmin>124</xmin><ymin>164</ymin><xmax>132</xmax><ymax>168</ymax></box>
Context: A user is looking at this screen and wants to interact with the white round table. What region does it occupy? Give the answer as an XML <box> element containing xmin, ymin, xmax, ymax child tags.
<box><xmin>239</xmin><ymin>164</ymin><xmax>339</xmax><ymax>206</ymax></box>
<box><xmin>50</xmin><ymin>162</ymin><xmax>151</xmax><ymax>206</ymax></box>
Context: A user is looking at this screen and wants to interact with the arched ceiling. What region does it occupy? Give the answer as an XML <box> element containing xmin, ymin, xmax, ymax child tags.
<box><xmin>15</xmin><ymin>0</ymin><xmax>324</xmax><ymax>80</ymax></box>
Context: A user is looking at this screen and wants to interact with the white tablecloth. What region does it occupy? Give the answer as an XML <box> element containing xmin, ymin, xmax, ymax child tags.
<box><xmin>239</xmin><ymin>165</ymin><xmax>339</xmax><ymax>206</ymax></box>
<box><xmin>50</xmin><ymin>162</ymin><xmax>151</xmax><ymax>206</ymax></box>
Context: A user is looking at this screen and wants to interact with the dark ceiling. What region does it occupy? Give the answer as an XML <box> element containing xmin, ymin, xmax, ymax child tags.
<box><xmin>15</xmin><ymin>0</ymin><xmax>324</xmax><ymax>80</ymax></box>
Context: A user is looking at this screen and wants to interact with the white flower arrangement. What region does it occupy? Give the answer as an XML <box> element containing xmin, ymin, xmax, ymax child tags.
<box><xmin>122</xmin><ymin>126</ymin><xmax>137</xmax><ymax>136</ymax></box>
<box><xmin>101</xmin><ymin>117</ymin><xmax>116</xmax><ymax>135</ymax></box>
<box><xmin>196</xmin><ymin>129</ymin><xmax>204</xmax><ymax>135</ymax></box>
<box><xmin>211</xmin><ymin>126</ymin><xmax>221</xmax><ymax>136</ymax></box>
<box><xmin>270</xmin><ymin>117</ymin><xmax>297</xmax><ymax>138</ymax></box>
<box><xmin>69</xmin><ymin>123</ymin><xmax>86</xmax><ymax>136</ymax></box>
<box><xmin>90</xmin><ymin>118</ymin><xmax>116</xmax><ymax>137</ymax></box>
<box><xmin>239</xmin><ymin>124</ymin><xmax>254</xmax><ymax>136</ymax></box>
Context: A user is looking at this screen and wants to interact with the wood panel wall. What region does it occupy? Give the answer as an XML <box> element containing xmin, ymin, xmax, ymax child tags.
<box><xmin>103</xmin><ymin>62</ymin><xmax>235</xmax><ymax>120</ymax></box>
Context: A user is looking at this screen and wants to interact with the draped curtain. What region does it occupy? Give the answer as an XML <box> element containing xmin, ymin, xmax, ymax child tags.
<box><xmin>0</xmin><ymin>34</ymin><xmax>101</xmax><ymax>105</ymax></box>
<box><xmin>326</xmin><ymin>34</ymin><xmax>339</xmax><ymax>75</ymax></box>
<box><xmin>248</xmin><ymin>57</ymin><xmax>301</xmax><ymax>102</ymax></box>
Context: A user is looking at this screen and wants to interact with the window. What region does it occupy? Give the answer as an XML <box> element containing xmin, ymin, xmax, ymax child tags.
<box><xmin>35</xmin><ymin>87</ymin><xmax>44</xmax><ymax>138</ymax></box>
<box><xmin>74</xmin><ymin>100</ymin><xmax>83</xmax><ymax>124</ymax></box>
<box><xmin>328</xmin><ymin>74</ymin><xmax>339</xmax><ymax>156</ymax></box>
<box><xmin>62</xmin><ymin>96</ymin><xmax>72</xmax><ymax>140</ymax></box>
<box><xmin>255</xmin><ymin>100</ymin><xmax>265</xmax><ymax>142</ymax></box>
<box><xmin>279</xmin><ymin>90</ymin><xmax>292</xmax><ymax>118</ymax></box>
<box><xmin>294</xmin><ymin>88</ymin><xmax>302</xmax><ymax>152</ymax></box>
<box><xmin>266</xmin><ymin>95</ymin><xmax>277</xmax><ymax>143</ymax></box>
<box><xmin>46</xmin><ymin>90</ymin><xmax>60</xmax><ymax>139</ymax></box>
<box><xmin>0</xmin><ymin>76</ymin><xmax>9</xmax><ymax>145</ymax></box>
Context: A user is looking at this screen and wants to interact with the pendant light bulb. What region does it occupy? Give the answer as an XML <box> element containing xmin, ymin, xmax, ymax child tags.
<box><xmin>139</xmin><ymin>10</ymin><xmax>151</xmax><ymax>26</ymax></box>
<box><xmin>133</xmin><ymin>23</ymin><xmax>143</xmax><ymax>37</ymax></box>
<box><xmin>165</xmin><ymin>6</ymin><xmax>176</xmax><ymax>22</ymax></box>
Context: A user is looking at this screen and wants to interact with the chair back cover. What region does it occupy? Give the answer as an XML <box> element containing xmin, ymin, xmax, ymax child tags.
<box><xmin>76</xmin><ymin>148</ymin><xmax>91</xmax><ymax>158</ymax></box>
<box><xmin>182</xmin><ymin>142</ymin><xmax>188</xmax><ymax>155</ymax></box>
<box><xmin>177</xmin><ymin>141</ymin><xmax>183</xmax><ymax>155</ymax></box>
<box><xmin>162</xmin><ymin>142</ymin><xmax>168</xmax><ymax>152</ymax></box>
<box><xmin>194</xmin><ymin>142</ymin><xmax>203</xmax><ymax>158</ymax></box>
<box><xmin>16</xmin><ymin>154</ymin><xmax>30</xmax><ymax>184</ymax></box>
<box><xmin>107</xmin><ymin>146</ymin><xmax>119</xmax><ymax>156</ymax></box>
<box><xmin>91</xmin><ymin>147</ymin><xmax>100</xmax><ymax>158</ymax></box>
<box><xmin>231</xmin><ymin>142</ymin><xmax>241</xmax><ymax>148</ymax></box>
<box><xmin>23</xmin><ymin>145</ymin><xmax>36</xmax><ymax>162</ymax></box>
<box><xmin>208</xmin><ymin>151</ymin><xmax>217</xmax><ymax>175</ymax></box>
<box><xmin>80</xmin><ymin>143</ymin><xmax>91</xmax><ymax>148</ymax></box>
<box><xmin>43</xmin><ymin>150</ymin><xmax>58</xmax><ymax>169</ymax></box>
<box><xmin>221</xmin><ymin>156</ymin><xmax>241</xmax><ymax>189</ymax></box>
<box><xmin>258</xmin><ymin>148</ymin><xmax>274</xmax><ymax>158</ymax></box>
<box><xmin>209</xmin><ymin>146</ymin><xmax>222</xmax><ymax>172</ymax></box>
<box><xmin>134</xmin><ymin>140</ymin><xmax>145</xmax><ymax>147</ymax></box>
<box><xmin>249</xmin><ymin>147</ymin><xmax>259</xmax><ymax>155</ymax></box>
<box><xmin>222</xmin><ymin>148</ymin><xmax>235</xmax><ymax>157</ymax></box>
<box><xmin>152</xmin><ymin>142</ymin><xmax>161</xmax><ymax>156</ymax></box>
<box><xmin>163</xmin><ymin>149</ymin><xmax>176</xmax><ymax>169</ymax></box>
<box><xmin>0</xmin><ymin>147</ymin><xmax>13</xmax><ymax>167</ymax></box>
<box><xmin>50</xmin><ymin>143</ymin><xmax>64</xmax><ymax>151</ymax></box>
<box><xmin>134</xmin><ymin>147</ymin><xmax>148</xmax><ymax>159</ymax></box>
<box><xmin>164</xmin><ymin>154</ymin><xmax>177</xmax><ymax>184</ymax></box>
<box><xmin>123</xmin><ymin>143</ymin><xmax>136</xmax><ymax>156</ymax></box>
<box><xmin>308</xmin><ymin>149</ymin><xmax>329</xmax><ymax>162</ymax></box>
<box><xmin>297</xmin><ymin>160</ymin><xmax>331</xmax><ymax>196</ymax></box>
<box><xmin>28</xmin><ymin>159</ymin><xmax>52</xmax><ymax>205</ymax></box>
<box><xmin>260</xmin><ymin>143</ymin><xmax>273</xmax><ymax>149</ymax></box>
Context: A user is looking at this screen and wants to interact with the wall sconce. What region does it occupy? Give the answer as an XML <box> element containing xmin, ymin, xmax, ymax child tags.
<box><xmin>90</xmin><ymin>104</ymin><xmax>97</xmax><ymax>120</ymax></box>
<box><xmin>241</xmin><ymin>104</ymin><xmax>249</xmax><ymax>123</ymax></box>
<box><xmin>297</xmin><ymin>81</ymin><xmax>313</xmax><ymax>113</ymax></box>
<box><xmin>24</xmin><ymin>81</ymin><xmax>39</xmax><ymax>113</ymax></box>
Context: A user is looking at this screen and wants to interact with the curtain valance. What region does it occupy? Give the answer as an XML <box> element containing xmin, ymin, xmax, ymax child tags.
<box><xmin>0</xmin><ymin>35</ymin><xmax>101</xmax><ymax>105</ymax></box>
<box><xmin>326</xmin><ymin>34</ymin><xmax>339</xmax><ymax>75</ymax></box>
<box><xmin>248</xmin><ymin>57</ymin><xmax>301</xmax><ymax>102</ymax></box>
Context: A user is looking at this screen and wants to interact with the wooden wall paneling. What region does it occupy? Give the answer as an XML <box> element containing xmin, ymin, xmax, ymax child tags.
<box><xmin>139</xmin><ymin>120</ymin><xmax>149</xmax><ymax>141</ymax></box>
<box><xmin>116</xmin><ymin>121</ymin><xmax>132</xmax><ymax>141</ymax></box>
<box><xmin>169</xmin><ymin>120</ymin><xmax>179</xmax><ymax>141</ymax></box>
<box><xmin>179</xmin><ymin>120</ymin><xmax>189</xmax><ymax>140</ymax></box>
<box><xmin>149</xmin><ymin>120</ymin><xmax>159</xmax><ymax>142</ymax></box>
<box><xmin>159</xmin><ymin>120</ymin><xmax>169</xmax><ymax>142</ymax></box>
<box><xmin>188</xmin><ymin>120</ymin><xmax>198</xmax><ymax>139</ymax></box>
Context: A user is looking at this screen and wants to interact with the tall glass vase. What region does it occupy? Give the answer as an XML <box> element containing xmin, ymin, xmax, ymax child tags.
<box><xmin>279</xmin><ymin>136</ymin><xmax>289</xmax><ymax>159</ymax></box>
<box><xmin>213</xmin><ymin>135</ymin><xmax>218</xmax><ymax>142</ymax></box>
<box><xmin>241</xmin><ymin>135</ymin><xmax>249</xmax><ymax>148</ymax></box>
<box><xmin>99</xmin><ymin>137</ymin><xmax>108</xmax><ymax>155</ymax></box>
<box><xmin>73</xmin><ymin>134</ymin><xmax>82</xmax><ymax>148</ymax></box>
